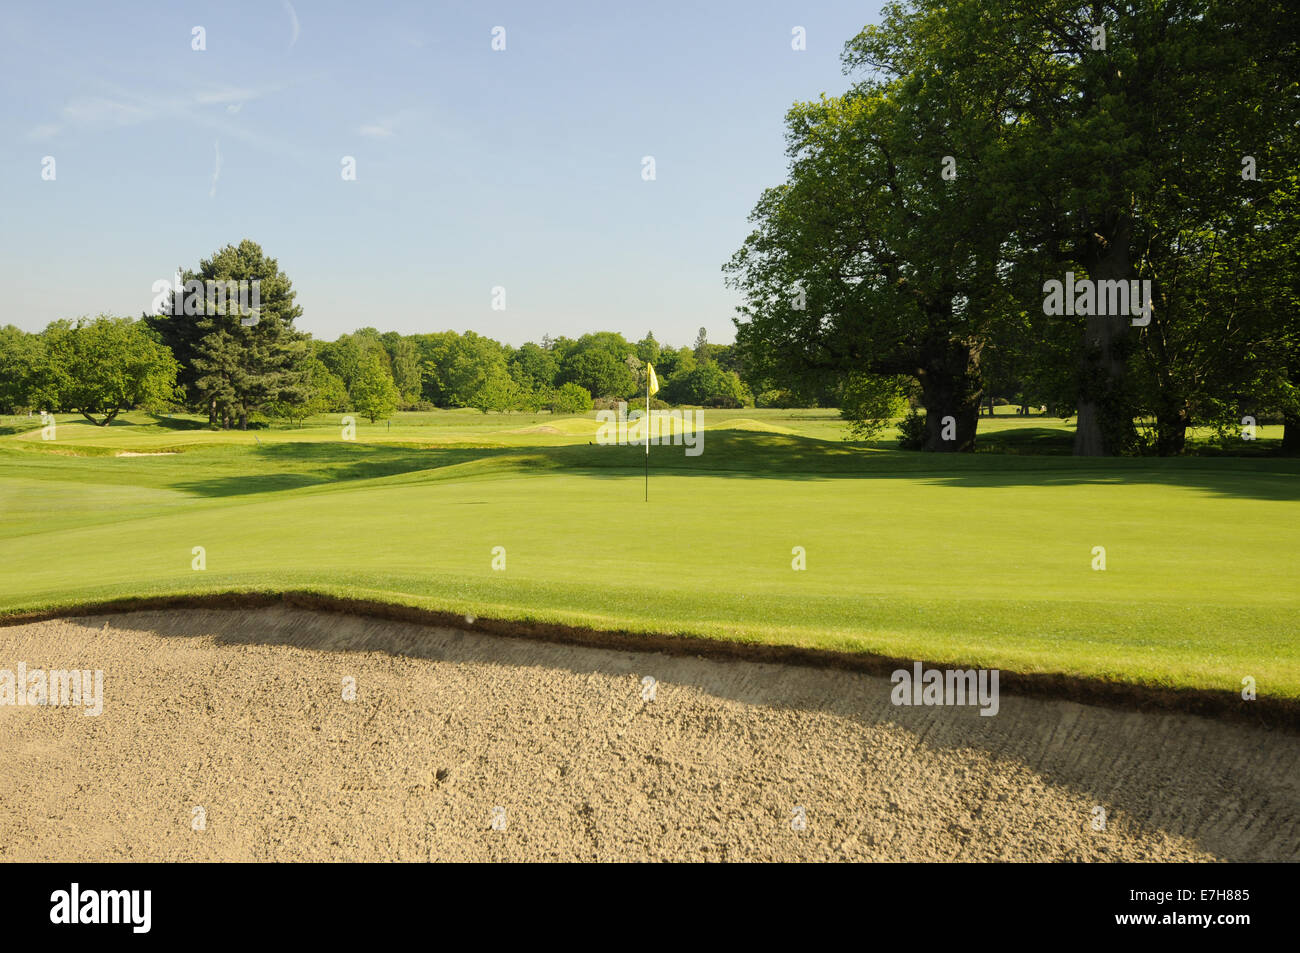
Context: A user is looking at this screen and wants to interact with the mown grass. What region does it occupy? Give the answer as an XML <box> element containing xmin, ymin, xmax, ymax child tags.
<box><xmin>1</xmin><ymin>409</ymin><xmax>1296</xmax><ymax>699</ymax></box>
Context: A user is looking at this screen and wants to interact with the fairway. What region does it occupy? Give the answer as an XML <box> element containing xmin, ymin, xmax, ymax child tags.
<box><xmin>3</xmin><ymin>410</ymin><xmax>1297</xmax><ymax>704</ymax></box>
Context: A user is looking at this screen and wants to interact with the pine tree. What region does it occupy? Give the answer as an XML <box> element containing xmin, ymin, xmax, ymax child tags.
<box><xmin>172</xmin><ymin>241</ymin><xmax>310</xmax><ymax>429</ymax></box>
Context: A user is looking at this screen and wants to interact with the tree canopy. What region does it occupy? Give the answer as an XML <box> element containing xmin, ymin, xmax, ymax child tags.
<box><xmin>727</xmin><ymin>0</ymin><xmax>1299</xmax><ymax>454</ymax></box>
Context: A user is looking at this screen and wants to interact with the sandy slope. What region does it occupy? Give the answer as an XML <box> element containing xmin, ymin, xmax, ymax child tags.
<box><xmin>1</xmin><ymin>607</ymin><xmax>1295</xmax><ymax>862</ymax></box>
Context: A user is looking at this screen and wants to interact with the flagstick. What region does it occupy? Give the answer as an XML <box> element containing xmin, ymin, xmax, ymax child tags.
<box><xmin>644</xmin><ymin>376</ymin><xmax>650</xmax><ymax>502</ymax></box>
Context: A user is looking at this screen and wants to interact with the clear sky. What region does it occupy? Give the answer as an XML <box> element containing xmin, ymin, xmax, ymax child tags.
<box><xmin>0</xmin><ymin>1</ymin><xmax>881</xmax><ymax>347</ymax></box>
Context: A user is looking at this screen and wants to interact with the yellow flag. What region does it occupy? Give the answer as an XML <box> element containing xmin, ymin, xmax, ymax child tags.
<box><xmin>647</xmin><ymin>363</ymin><xmax>660</xmax><ymax>397</ymax></box>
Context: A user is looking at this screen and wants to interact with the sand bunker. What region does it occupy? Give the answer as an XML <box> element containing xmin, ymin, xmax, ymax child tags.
<box><xmin>1</xmin><ymin>606</ymin><xmax>1295</xmax><ymax>862</ymax></box>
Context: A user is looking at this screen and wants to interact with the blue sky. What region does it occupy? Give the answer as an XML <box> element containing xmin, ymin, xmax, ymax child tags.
<box><xmin>0</xmin><ymin>1</ymin><xmax>880</xmax><ymax>347</ymax></box>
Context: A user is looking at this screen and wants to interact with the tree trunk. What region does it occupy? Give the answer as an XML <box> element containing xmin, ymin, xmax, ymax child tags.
<box><xmin>917</xmin><ymin>341</ymin><xmax>982</xmax><ymax>452</ymax></box>
<box><xmin>1154</xmin><ymin>402</ymin><xmax>1189</xmax><ymax>456</ymax></box>
<box><xmin>1073</xmin><ymin>216</ymin><xmax>1138</xmax><ymax>456</ymax></box>
<box><xmin>1283</xmin><ymin>412</ymin><xmax>1300</xmax><ymax>454</ymax></box>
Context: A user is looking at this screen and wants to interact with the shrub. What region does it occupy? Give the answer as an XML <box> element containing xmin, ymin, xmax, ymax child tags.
<box><xmin>549</xmin><ymin>382</ymin><xmax>593</xmax><ymax>414</ymax></box>
<box><xmin>755</xmin><ymin>389</ymin><xmax>801</xmax><ymax>409</ymax></box>
<box><xmin>661</xmin><ymin>361</ymin><xmax>752</xmax><ymax>408</ymax></box>
<box><xmin>897</xmin><ymin>408</ymin><xmax>927</xmax><ymax>450</ymax></box>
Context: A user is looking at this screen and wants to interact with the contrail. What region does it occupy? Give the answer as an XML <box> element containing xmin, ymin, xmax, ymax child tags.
<box><xmin>284</xmin><ymin>0</ymin><xmax>300</xmax><ymax>49</ymax></box>
<box><xmin>209</xmin><ymin>140</ymin><xmax>221</xmax><ymax>198</ymax></box>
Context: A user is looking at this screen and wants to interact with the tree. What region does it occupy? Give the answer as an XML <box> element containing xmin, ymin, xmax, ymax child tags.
<box><xmin>350</xmin><ymin>355</ymin><xmax>400</xmax><ymax>422</ymax></box>
<box><xmin>410</xmin><ymin>330</ymin><xmax>460</xmax><ymax>405</ymax></box>
<box><xmin>560</xmin><ymin>348</ymin><xmax>636</xmax><ymax>399</ymax></box>
<box><xmin>142</xmin><ymin>267</ymin><xmax>208</xmax><ymax>410</ymax></box>
<box><xmin>712</xmin><ymin>342</ymin><xmax>742</xmax><ymax>374</ymax></box>
<box><xmin>381</xmin><ymin>333</ymin><xmax>423</xmax><ymax>402</ymax></box>
<box><xmin>636</xmin><ymin>332</ymin><xmax>661</xmax><ymax>366</ymax></box>
<box><xmin>505</xmin><ymin>343</ymin><xmax>561</xmax><ymax>412</ymax></box>
<box><xmin>36</xmin><ymin>317</ymin><xmax>178</xmax><ymax>425</ymax></box>
<box><xmin>693</xmin><ymin>328</ymin><xmax>711</xmax><ymax>364</ymax></box>
<box><xmin>0</xmin><ymin>325</ymin><xmax>42</xmax><ymax>413</ymax></box>
<box><xmin>319</xmin><ymin>329</ymin><xmax>388</xmax><ymax>394</ymax></box>
<box><xmin>661</xmin><ymin>360</ymin><xmax>751</xmax><ymax>408</ymax></box>
<box><xmin>508</xmin><ymin>341</ymin><xmax>560</xmax><ymax>392</ymax></box>
<box><xmin>150</xmin><ymin>241</ymin><xmax>310</xmax><ymax>429</ymax></box>
<box><xmin>547</xmin><ymin>335</ymin><xmax>577</xmax><ymax>366</ymax></box>
<box><xmin>469</xmin><ymin>371</ymin><xmax>520</xmax><ymax>414</ymax></box>
<box><xmin>726</xmin><ymin>65</ymin><xmax>1012</xmax><ymax>450</ymax></box>
<box><xmin>836</xmin><ymin>1</ymin><xmax>1130</xmax><ymax>452</ymax></box>
<box><xmin>1122</xmin><ymin>5</ymin><xmax>1300</xmax><ymax>454</ymax></box>
<box><xmin>190</xmin><ymin>324</ymin><xmax>241</xmax><ymax>428</ymax></box>
<box><xmin>268</xmin><ymin>357</ymin><xmax>349</xmax><ymax>425</ymax></box>
<box><xmin>655</xmin><ymin>345</ymin><xmax>696</xmax><ymax>381</ymax></box>
<box><xmin>550</xmin><ymin>381</ymin><xmax>593</xmax><ymax>414</ymax></box>
<box><xmin>308</xmin><ymin>359</ymin><xmax>351</xmax><ymax>413</ymax></box>
<box><xmin>441</xmin><ymin>331</ymin><xmax>515</xmax><ymax>410</ymax></box>
<box><xmin>846</xmin><ymin>0</ymin><xmax>1298</xmax><ymax>455</ymax></box>
<box><xmin>732</xmin><ymin>0</ymin><xmax>1297</xmax><ymax>454</ymax></box>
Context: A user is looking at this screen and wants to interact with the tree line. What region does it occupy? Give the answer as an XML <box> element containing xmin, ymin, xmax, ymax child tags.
<box><xmin>725</xmin><ymin>0</ymin><xmax>1299</xmax><ymax>454</ymax></box>
<box><xmin>0</xmin><ymin>241</ymin><xmax>754</xmax><ymax>428</ymax></box>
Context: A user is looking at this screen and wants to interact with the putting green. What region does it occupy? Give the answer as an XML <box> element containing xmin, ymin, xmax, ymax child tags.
<box><xmin>2</xmin><ymin>410</ymin><xmax>1296</xmax><ymax>700</ymax></box>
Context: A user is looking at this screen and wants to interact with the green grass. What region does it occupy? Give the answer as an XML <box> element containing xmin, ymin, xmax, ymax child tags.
<box><xmin>2</xmin><ymin>409</ymin><xmax>1297</xmax><ymax>699</ymax></box>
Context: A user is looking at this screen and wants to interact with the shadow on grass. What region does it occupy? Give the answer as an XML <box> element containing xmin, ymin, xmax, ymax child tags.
<box><xmin>145</xmin><ymin>414</ymin><xmax>211</xmax><ymax>431</ymax></box>
<box><xmin>976</xmin><ymin>427</ymin><xmax>1075</xmax><ymax>454</ymax></box>
<box><xmin>161</xmin><ymin>427</ymin><xmax>1300</xmax><ymax>502</ymax></box>
<box><xmin>553</xmin><ymin>431</ymin><xmax>1300</xmax><ymax>500</ymax></box>
<box><xmin>170</xmin><ymin>442</ymin><xmax>519</xmax><ymax>497</ymax></box>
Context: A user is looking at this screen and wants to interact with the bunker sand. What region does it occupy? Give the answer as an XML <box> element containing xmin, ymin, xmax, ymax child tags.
<box><xmin>1</xmin><ymin>607</ymin><xmax>1295</xmax><ymax>862</ymax></box>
